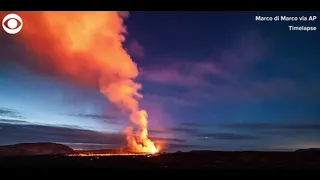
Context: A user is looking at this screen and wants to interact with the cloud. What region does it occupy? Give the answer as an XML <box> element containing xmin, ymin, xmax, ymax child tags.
<box><xmin>218</xmin><ymin>29</ymin><xmax>270</xmax><ymax>73</ymax></box>
<box><xmin>150</xmin><ymin>124</ymin><xmax>260</xmax><ymax>141</ymax></box>
<box><xmin>0</xmin><ymin>108</ymin><xmax>25</xmax><ymax>119</ymax></box>
<box><xmin>169</xmin><ymin>127</ymin><xmax>199</xmax><ymax>135</ymax></box>
<box><xmin>138</xmin><ymin>30</ymin><xmax>300</xmax><ymax>104</ymax></box>
<box><xmin>149</xmin><ymin>127</ymin><xmax>200</xmax><ymax>143</ymax></box>
<box><xmin>140</xmin><ymin>61</ymin><xmax>216</xmax><ymax>87</ymax></box>
<box><xmin>180</xmin><ymin>122</ymin><xmax>205</xmax><ymax>127</ymax></box>
<box><xmin>251</xmin><ymin>78</ymin><xmax>299</xmax><ymax>98</ymax></box>
<box><xmin>148</xmin><ymin>127</ymin><xmax>199</xmax><ymax>136</ymax></box>
<box><xmin>189</xmin><ymin>78</ymin><xmax>301</xmax><ymax>103</ymax></box>
<box><xmin>141</xmin><ymin>70</ymin><xmax>302</xmax><ymax>104</ymax></box>
<box><xmin>0</xmin><ymin>119</ymin><xmax>28</xmax><ymax>124</ymax></box>
<box><xmin>126</xmin><ymin>40</ymin><xmax>144</xmax><ymax>57</ymax></box>
<box><xmin>58</xmin><ymin>142</ymin><xmax>114</xmax><ymax>150</ymax></box>
<box><xmin>220</xmin><ymin>121</ymin><xmax>320</xmax><ymax>144</ymax></box>
<box><xmin>2</xmin><ymin>119</ymin><xmax>317</xmax><ymax>151</ymax></box>
<box><xmin>149</xmin><ymin>120</ymin><xmax>319</xmax><ymax>147</ymax></box>
<box><xmin>150</xmin><ymin>126</ymin><xmax>259</xmax><ymax>142</ymax></box>
<box><xmin>222</xmin><ymin>122</ymin><xmax>320</xmax><ymax>132</ymax></box>
<box><xmin>143</xmin><ymin>76</ymin><xmax>303</xmax><ymax>105</ymax></box>
<box><xmin>140</xmin><ymin>30</ymin><xmax>268</xmax><ymax>87</ymax></box>
<box><xmin>144</xmin><ymin>93</ymin><xmax>196</xmax><ymax>107</ymax></box>
<box><xmin>139</xmin><ymin>98</ymin><xmax>176</xmax><ymax>129</ymax></box>
<box><xmin>0</xmin><ymin>121</ymin><xmax>188</xmax><ymax>150</ymax></box>
<box><xmin>196</xmin><ymin>132</ymin><xmax>260</xmax><ymax>140</ymax></box>
<box><xmin>69</xmin><ymin>114</ymin><xmax>115</xmax><ymax>120</ymax></box>
<box><xmin>0</xmin><ymin>121</ymin><xmax>124</xmax><ymax>146</ymax></box>
<box><xmin>66</xmin><ymin>113</ymin><xmax>120</xmax><ymax>125</ymax></box>
<box><xmin>150</xmin><ymin>137</ymin><xmax>185</xmax><ymax>143</ymax></box>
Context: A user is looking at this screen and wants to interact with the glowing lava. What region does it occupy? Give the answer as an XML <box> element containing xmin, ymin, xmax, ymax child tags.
<box><xmin>150</xmin><ymin>146</ymin><xmax>158</xmax><ymax>154</ymax></box>
<box><xmin>125</xmin><ymin>110</ymin><xmax>159</xmax><ymax>153</ymax></box>
<box><xmin>13</xmin><ymin>11</ymin><xmax>159</xmax><ymax>154</ymax></box>
<box><xmin>67</xmin><ymin>148</ymin><xmax>159</xmax><ymax>157</ymax></box>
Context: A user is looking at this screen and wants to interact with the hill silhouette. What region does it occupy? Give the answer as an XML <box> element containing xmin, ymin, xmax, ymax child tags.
<box><xmin>0</xmin><ymin>142</ymin><xmax>319</xmax><ymax>169</ymax></box>
<box><xmin>0</xmin><ymin>142</ymin><xmax>74</xmax><ymax>157</ymax></box>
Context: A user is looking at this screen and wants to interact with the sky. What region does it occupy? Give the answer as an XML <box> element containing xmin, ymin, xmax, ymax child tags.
<box><xmin>0</xmin><ymin>11</ymin><xmax>320</xmax><ymax>152</ymax></box>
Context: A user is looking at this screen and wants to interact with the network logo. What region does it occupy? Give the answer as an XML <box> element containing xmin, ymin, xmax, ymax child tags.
<box><xmin>2</xmin><ymin>13</ymin><xmax>23</xmax><ymax>34</ymax></box>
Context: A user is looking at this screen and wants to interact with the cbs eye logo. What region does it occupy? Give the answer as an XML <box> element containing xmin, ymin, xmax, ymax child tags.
<box><xmin>2</xmin><ymin>13</ymin><xmax>23</xmax><ymax>34</ymax></box>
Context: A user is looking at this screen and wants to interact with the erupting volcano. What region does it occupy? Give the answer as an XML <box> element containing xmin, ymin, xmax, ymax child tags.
<box><xmin>13</xmin><ymin>11</ymin><xmax>159</xmax><ymax>154</ymax></box>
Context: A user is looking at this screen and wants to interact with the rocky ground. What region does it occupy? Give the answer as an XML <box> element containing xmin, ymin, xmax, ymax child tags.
<box><xmin>1</xmin><ymin>150</ymin><xmax>320</xmax><ymax>169</ymax></box>
<box><xmin>0</xmin><ymin>143</ymin><xmax>319</xmax><ymax>169</ymax></box>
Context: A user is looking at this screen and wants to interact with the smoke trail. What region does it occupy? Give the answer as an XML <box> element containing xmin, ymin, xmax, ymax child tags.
<box><xmin>12</xmin><ymin>11</ymin><xmax>158</xmax><ymax>153</ymax></box>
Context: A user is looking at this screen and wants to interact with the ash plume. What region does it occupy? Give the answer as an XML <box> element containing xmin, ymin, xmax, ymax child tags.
<box><xmin>8</xmin><ymin>11</ymin><xmax>158</xmax><ymax>153</ymax></box>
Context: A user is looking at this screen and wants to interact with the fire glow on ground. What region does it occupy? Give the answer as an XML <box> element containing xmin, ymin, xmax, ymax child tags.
<box><xmin>66</xmin><ymin>148</ymin><xmax>161</xmax><ymax>157</ymax></box>
<box><xmin>66</xmin><ymin>151</ymin><xmax>160</xmax><ymax>157</ymax></box>
<box><xmin>67</xmin><ymin>153</ymin><xmax>156</xmax><ymax>157</ymax></box>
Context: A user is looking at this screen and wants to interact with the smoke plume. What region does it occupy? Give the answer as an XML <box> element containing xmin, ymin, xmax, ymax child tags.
<box><xmin>10</xmin><ymin>11</ymin><xmax>158</xmax><ymax>153</ymax></box>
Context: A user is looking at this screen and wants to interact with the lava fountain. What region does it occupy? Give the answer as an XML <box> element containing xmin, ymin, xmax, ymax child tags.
<box><xmin>12</xmin><ymin>11</ymin><xmax>159</xmax><ymax>154</ymax></box>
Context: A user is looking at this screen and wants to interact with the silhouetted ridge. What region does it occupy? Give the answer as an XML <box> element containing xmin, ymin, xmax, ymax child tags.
<box><xmin>295</xmin><ymin>148</ymin><xmax>320</xmax><ymax>152</ymax></box>
<box><xmin>0</xmin><ymin>142</ymin><xmax>74</xmax><ymax>157</ymax></box>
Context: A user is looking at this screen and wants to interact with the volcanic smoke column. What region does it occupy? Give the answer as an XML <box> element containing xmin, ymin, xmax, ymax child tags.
<box><xmin>15</xmin><ymin>11</ymin><xmax>158</xmax><ymax>154</ymax></box>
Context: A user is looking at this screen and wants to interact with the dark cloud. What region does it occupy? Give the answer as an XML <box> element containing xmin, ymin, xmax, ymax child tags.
<box><xmin>149</xmin><ymin>127</ymin><xmax>198</xmax><ymax>136</ymax></box>
<box><xmin>54</xmin><ymin>124</ymin><xmax>88</xmax><ymax>130</ymax></box>
<box><xmin>73</xmin><ymin>114</ymin><xmax>115</xmax><ymax>120</ymax></box>
<box><xmin>0</xmin><ymin>121</ymin><xmax>125</xmax><ymax>146</ymax></box>
<box><xmin>148</xmin><ymin>121</ymin><xmax>320</xmax><ymax>148</ymax></box>
<box><xmin>220</xmin><ymin>122</ymin><xmax>320</xmax><ymax>140</ymax></box>
<box><xmin>0</xmin><ymin>108</ymin><xmax>25</xmax><ymax>119</ymax></box>
<box><xmin>180</xmin><ymin>122</ymin><xmax>204</xmax><ymax>127</ymax></box>
<box><xmin>0</xmin><ymin>121</ymin><xmax>189</xmax><ymax>150</ymax></box>
<box><xmin>169</xmin><ymin>127</ymin><xmax>199</xmax><ymax>135</ymax></box>
<box><xmin>150</xmin><ymin>137</ymin><xmax>186</xmax><ymax>143</ymax></box>
<box><xmin>0</xmin><ymin>119</ymin><xmax>28</xmax><ymax>124</ymax></box>
<box><xmin>222</xmin><ymin>122</ymin><xmax>320</xmax><ymax>131</ymax></box>
<box><xmin>140</xmin><ymin>30</ymin><xmax>269</xmax><ymax>86</ymax></box>
<box><xmin>126</xmin><ymin>40</ymin><xmax>144</xmax><ymax>57</ymax></box>
<box><xmin>60</xmin><ymin>142</ymin><xmax>117</xmax><ymax>150</ymax></box>
<box><xmin>138</xmin><ymin>29</ymin><xmax>311</xmax><ymax>104</ymax></box>
<box><xmin>150</xmin><ymin>126</ymin><xmax>259</xmax><ymax>141</ymax></box>
<box><xmin>66</xmin><ymin>113</ymin><xmax>120</xmax><ymax>125</ymax></box>
<box><xmin>196</xmin><ymin>132</ymin><xmax>260</xmax><ymax>140</ymax></box>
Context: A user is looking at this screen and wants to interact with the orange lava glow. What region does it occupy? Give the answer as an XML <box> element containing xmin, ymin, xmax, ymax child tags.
<box><xmin>14</xmin><ymin>11</ymin><xmax>159</xmax><ymax>154</ymax></box>
<box><xmin>67</xmin><ymin>153</ymin><xmax>153</xmax><ymax>157</ymax></box>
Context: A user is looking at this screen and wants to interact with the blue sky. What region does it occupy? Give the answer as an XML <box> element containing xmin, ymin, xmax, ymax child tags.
<box><xmin>0</xmin><ymin>11</ymin><xmax>319</xmax><ymax>152</ymax></box>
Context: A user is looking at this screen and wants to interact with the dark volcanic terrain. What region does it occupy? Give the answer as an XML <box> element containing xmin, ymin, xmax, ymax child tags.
<box><xmin>1</xmin><ymin>151</ymin><xmax>320</xmax><ymax>169</ymax></box>
<box><xmin>0</xmin><ymin>143</ymin><xmax>319</xmax><ymax>169</ymax></box>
